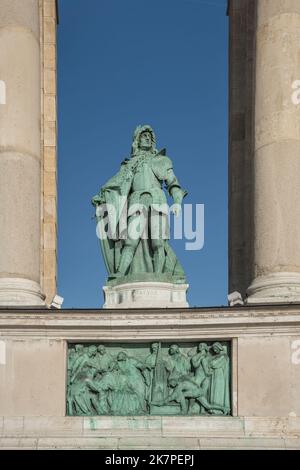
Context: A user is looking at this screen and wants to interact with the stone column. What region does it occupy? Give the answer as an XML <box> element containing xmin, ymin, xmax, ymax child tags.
<box><xmin>247</xmin><ymin>0</ymin><xmax>300</xmax><ymax>303</ymax></box>
<box><xmin>0</xmin><ymin>0</ymin><xmax>45</xmax><ymax>305</ymax></box>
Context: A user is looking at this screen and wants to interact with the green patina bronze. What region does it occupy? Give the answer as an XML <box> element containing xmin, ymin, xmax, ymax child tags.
<box><xmin>92</xmin><ymin>125</ymin><xmax>187</xmax><ymax>285</ymax></box>
<box><xmin>67</xmin><ymin>341</ymin><xmax>231</xmax><ymax>416</ymax></box>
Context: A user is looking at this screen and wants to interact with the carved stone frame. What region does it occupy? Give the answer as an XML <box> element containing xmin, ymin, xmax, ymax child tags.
<box><xmin>64</xmin><ymin>335</ymin><xmax>238</xmax><ymax>418</ymax></box>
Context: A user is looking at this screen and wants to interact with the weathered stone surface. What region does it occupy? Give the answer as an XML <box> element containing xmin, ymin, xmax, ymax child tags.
<box><xmin>44</xmin><ymin>196</ymin><xmax>57</xmax><ymax>222</ymax></box>
<box><xmin>238</xmin><ymin>335</ymin><xmax>300</xmax><ymax>417</ymax></box>
<box><xmin>0</xmin><ymin>307</ymin><xmax>298</xmax><ymax>448</ymax></box>
<box><xmin>44</xmin><ymin>146</ymin><xmax>56</xmax><ymax>172</ymax></box>
<box><xmin>41</xmin><ymin>0</ymin><xmax>58</xmax><ymax>304</ymax></box>
<box><xmin>161</xmin><ymin>416</ymin><xmax>244</xmax><ymax>437</ymax></box>
<box><xmin>43</xmin><ymin>17</ymin><xmax>56</xmax><ymax>44</ymax></box>
<box><xmin>117</xmin><ymin>437</ymin><xmax>200</xmax><ymax>450</ymax></box>
<box><xmin>0</xmin><ymin>413</ymin><xmax>299</xmax><ymax>448</ymax></box>
<box><xmin>0</xmin><ymin>339</ymin><xmax>65</xmax><ymax>416</ymax></box>
<box><xmin>44</xmin><ymin>171</ymin><xmax>56</xmax><ymax>197</ymax></box>
<box><xmin>23</xmin><ymin>417</ymin><xmax>83</xmax><ymax>436</ymax></box>
<box><xmin>37</xmin><ymin>437</ymin><xmax>119</xmax><ymax>450</ymax></box>
<box><xmin>0</xmin><ymin>438</ymin><xmax>38</xmax><ymax>450</ymax></box>
<box><xmin>43</xmin><ymin>121</ymin><xmax>56</xmax><ymax>147</ymax></box>
<box><xmin>44</xmin><ymin>44</ymin><xmax>56</xmax><ymax>70</ymax></box>
<box><xmin>44</xmin><ymin>0</ymin><xmax>56</xmax><ymax>18</ymax></box>
<box><xmin>44</xmin><ymin>95</ymin><xmax>56</xmax><ymax>122</ymax></box>
<box><xmin>83</xmin><ymin>416</ymin><xmax>162</xmax><ymax>436</ymax></box>
<box><xmin>0</xmin><ymin>0</ymin><xmax>40</xmax><ymax>40</ymax></box>
<box><xmin>198</xmin><ymin>437</ymin><xmax>287</xmax><ymax>450</ymax></box>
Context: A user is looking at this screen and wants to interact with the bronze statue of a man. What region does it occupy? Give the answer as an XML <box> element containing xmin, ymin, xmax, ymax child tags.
<box><xmin>92</xmin><ymin>125</ymin><xmax>187</xmax><ymax>284</ymax></box>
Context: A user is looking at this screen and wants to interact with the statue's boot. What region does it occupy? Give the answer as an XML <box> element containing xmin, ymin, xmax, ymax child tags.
<box><xmin>116</xmin><ymin>246</ymin><xmax>134</xmax><ymax>275</ymax></box>
<box><xmin>153</xmin><ymin>247</ymin><xmax>165</xmax><ymax>273</ymax></box>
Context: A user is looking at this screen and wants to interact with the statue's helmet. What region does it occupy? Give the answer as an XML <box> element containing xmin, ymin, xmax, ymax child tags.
<box><xmin>131</xmin><ymin>124</ymin><xmax>156</xmax><ymax>156</ymax></box>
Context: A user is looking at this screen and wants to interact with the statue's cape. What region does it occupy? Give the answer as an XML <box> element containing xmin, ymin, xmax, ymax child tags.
<box><xmin>96</xmin><ymin>161</ymin><xmax>133</xmax><ymax>275</ymax></box>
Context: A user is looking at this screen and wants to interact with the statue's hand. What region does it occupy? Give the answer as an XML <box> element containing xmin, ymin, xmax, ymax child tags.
<box><xmin>171</xmin><ymin>204</ymin><xmax>181</xmax><ymax>217</ymax></box>
<box><xmin>91</xmin><ymin>194</ymin><xmax>103</xmax><ymax>207</ymax></box>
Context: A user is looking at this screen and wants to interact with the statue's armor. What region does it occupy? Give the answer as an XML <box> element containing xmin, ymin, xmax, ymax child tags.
<box><xmin>126</xmin><ymin>152</ymin><xmax>185</xmax><ymax>215</ymax></box>
<box><xmin>131</xmin><ymin>155</ymin><xmax>161</xmax><ymax>192</ymax></box>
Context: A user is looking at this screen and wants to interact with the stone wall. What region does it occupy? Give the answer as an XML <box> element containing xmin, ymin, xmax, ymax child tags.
<box><xmin>0</xmin><ymin>306</ymin><xmax>299</xmax><ymax>448</ymax></box>
<box><xmin>0</xmin><ymin>416</ymin><xmax>299</xmax><ymax>449</ymax></box>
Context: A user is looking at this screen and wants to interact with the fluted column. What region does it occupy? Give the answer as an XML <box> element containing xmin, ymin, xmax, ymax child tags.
<box><xmin>247</xmin><ymin>0</ymin><xmax>300</xmax><ymax>303</ymax></box>
<box><xmin>0</xmin><ymin>0</ymin><xmax>45</xmax><ymax>305</ymax></box>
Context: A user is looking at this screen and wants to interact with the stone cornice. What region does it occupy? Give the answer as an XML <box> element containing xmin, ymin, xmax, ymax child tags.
<box><xmin>0</xmin><ymin>305</ymin><xmax>299</xmax><ymax>338</ymax></box>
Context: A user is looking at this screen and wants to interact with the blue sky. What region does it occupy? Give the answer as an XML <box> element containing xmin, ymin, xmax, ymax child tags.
<box><xmin>57</xmin><ymin>0</ymin><xmax>228</xmax><ymax>308</ymax></box>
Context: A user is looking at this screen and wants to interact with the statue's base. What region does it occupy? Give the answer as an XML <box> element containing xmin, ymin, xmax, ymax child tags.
<box><xmin>103</xmin><ymin>281</ymin><xmax>189</xmax><ymax>308</ymax></box>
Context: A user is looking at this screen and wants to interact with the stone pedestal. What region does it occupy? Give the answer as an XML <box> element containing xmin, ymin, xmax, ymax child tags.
<box><xmin>103</xmin><ymin>282</ymin><xmax>189</xmax><ymax>308</ymax></box>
